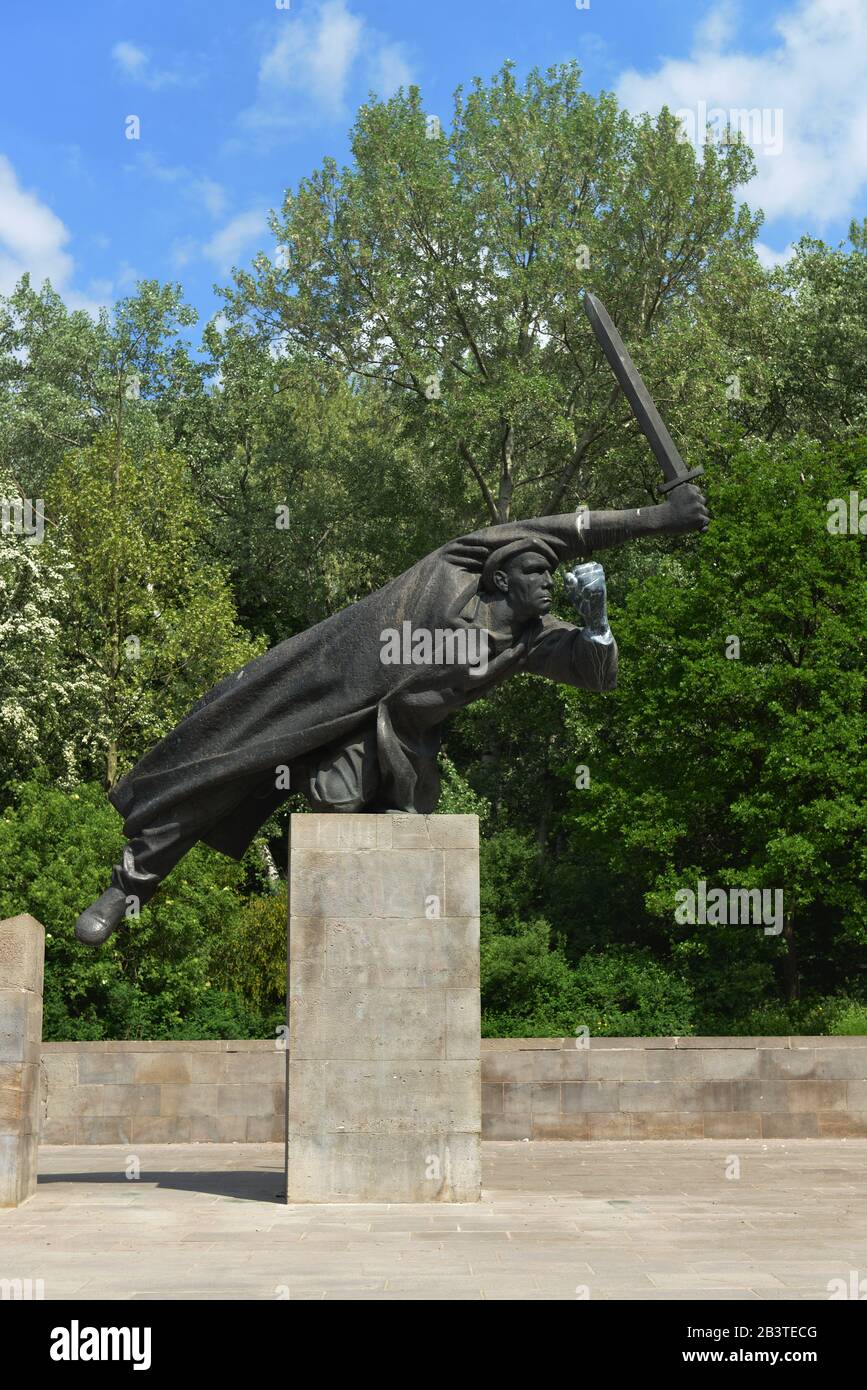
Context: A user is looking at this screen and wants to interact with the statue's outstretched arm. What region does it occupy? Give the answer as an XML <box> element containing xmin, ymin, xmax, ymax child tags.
<box><xmin>581</xmin><ymin>483</ymin><xmax>709</xmax><ymax>553</ymax></box>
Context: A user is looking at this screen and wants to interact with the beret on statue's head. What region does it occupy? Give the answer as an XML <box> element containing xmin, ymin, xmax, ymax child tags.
<box><xmin>480</xmin><ymin>537</ymin><xmax>559</xmax><ymax>592</ymax></box>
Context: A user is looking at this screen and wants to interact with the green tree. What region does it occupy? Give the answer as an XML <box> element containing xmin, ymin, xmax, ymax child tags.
<box><xmin>556</xmin><ymin>438</ymin><xmax>866</xmax><ymax>1021</ymax></box>
<box><xmin>0</xmin><ymin>278</ymin><xmax>199</xmax><ymax>496</ymax></box>
<box><xmin>225</xmin><ymin>61</ymin><xmax>762</xmax><ymax>528</ymax></box>
<box><xmin>737</xmin><ymin>222</ymin><xmax>867</xmax><ymax>443</ymax></box>
<box><xmin>172</xmin><ymin>323</ymin><xmax>437</xmax><ymax>646</ymax></box>
<box><xmin>0</xmin><ymin>468</ymin><xmax>106</xmax><ymax>787</ymax></box>
<box><xmin>48</xmin><ymin>438</ymin><xmax>262</xmax><ymax>786</ymax></box>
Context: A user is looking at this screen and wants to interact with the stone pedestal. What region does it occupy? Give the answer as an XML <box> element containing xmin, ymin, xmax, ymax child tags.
<box><xmin>286</xmin><ymin>814</ymin><xmax>481</xmax><ymax>1203</ymax></box>
<box><xmin>0</xmin><ymin>914</ymin><xmax>44</xmax><ymax>1207</ymax></box>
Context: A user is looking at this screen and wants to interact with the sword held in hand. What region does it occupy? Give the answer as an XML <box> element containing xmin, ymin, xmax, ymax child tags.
<box><xmin>582</xmin><ymin>292</ymin><xmax>705</xmax><ymax>496</ymax></box>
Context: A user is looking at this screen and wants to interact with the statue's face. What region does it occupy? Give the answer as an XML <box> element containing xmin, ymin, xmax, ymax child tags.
<box><xmin>495</xmin><ymin>552</ymin><xmax>554</xmax><ymax>622</ymax></box>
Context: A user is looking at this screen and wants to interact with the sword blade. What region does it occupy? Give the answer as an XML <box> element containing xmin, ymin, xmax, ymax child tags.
<box><xmin>583</xmin><ymin>292</ymin><xmax>693</xmax><ymax>489</ymax></box>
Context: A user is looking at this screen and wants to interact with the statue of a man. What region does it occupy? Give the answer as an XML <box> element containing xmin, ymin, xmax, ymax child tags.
<box><xmin>75</xmin><ymin>485</ymin><xmax>708</xmax><ymax>945</ymax></box>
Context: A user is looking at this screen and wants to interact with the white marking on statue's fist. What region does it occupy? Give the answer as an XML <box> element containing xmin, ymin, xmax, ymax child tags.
<box><xmin>565</xmin><ymin>560</ymin><xmax>605</xmax><ymax>595</ymax></box>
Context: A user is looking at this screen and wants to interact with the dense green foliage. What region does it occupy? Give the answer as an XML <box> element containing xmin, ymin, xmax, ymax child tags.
<box><xmin>0</xmin><ymin>64</ymin><xmax>863</xmax><ymax>1038</ymax></box>
<box><xmin>0</xmin><ymin>780</ymin><xmax>275</xmax><ymax>1039</ymax></box>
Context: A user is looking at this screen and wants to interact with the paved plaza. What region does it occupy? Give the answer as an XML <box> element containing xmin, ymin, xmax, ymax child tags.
<box><xmin>2</xmin><ymin>1139</ymin><xmax>865</xmax><ymax>1300</ymax></box>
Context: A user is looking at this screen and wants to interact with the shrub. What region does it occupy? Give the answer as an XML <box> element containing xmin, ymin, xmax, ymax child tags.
<box><xmin>0</xmin><ymin>778</ymin><xmax>252</xmax><ymax>1039</ymax></box>
<box><xmin>217</xmin><ymin>887</ymin><xmax>288</xmax><ymax>1013</ymax></box>
<box><xmin>481</xmin><ymin>920</ymin><xmax>694</xmax><ymax>1038</ymax></box>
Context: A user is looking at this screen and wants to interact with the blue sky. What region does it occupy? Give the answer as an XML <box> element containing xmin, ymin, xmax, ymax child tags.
<box><xmin>1</xmin><ymin>0</ymin><xmax>865</xmax><ymax>324</ymax></box>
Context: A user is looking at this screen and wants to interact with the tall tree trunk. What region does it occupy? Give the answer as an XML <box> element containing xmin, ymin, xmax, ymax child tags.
<box><xmin>535</xmin><ymin>777</ymin><xmax>554</xmax><ymax>854</ymax></box>
<box><xmin>782</xmin><ymin>911</ymin><xmax>799</xmax><ymax>1002</ymax></box>
<box><xmin>497</xmin><ymin>421</ymin><xmax>514</xmax><ymax>522</ymax></box>
<box><xmin>259</xmin><ymin>841</ymin><xmax>281</xmax><ymax>887</ymax></box>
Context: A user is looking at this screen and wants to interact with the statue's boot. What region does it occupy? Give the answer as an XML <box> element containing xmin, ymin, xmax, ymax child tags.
<box><xmin>75</xmin><ymin>885</ymin><xmax>130</xmax><ymax>946</ymax></box>
<box><xmin>75</xmin><ymin>843</ymin><xmax>161</xmax><ymax>947</ymax></box>
<box><xmin>74</xmin><ymin>829</ymin><xmax>196</xmax><ymax>947</ymax></box>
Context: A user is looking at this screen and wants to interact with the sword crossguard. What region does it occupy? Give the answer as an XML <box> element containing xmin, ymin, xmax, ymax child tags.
<box><xmin>658</xmin><ymin>466</ymin><xmax>705</xmax><ymax>495</ymax></box>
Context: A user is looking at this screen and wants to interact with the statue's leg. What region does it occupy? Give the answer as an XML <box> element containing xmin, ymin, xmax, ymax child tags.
<box><xmin>113</xmin><ymin>823</ymin><xmax>201</xmax><ymax>903</ymax></box>
<box><xmin>303</xmin><ymin>727</ymin><xmax>381</xmax><ymax>812</ymax></box>
<box><xmin>75</xmin><ymin>818</ymin><xmax>200</xmax><ymax>946</ymax></box>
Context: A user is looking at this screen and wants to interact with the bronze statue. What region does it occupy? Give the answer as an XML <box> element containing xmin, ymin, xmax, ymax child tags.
<box><xmin>75</xmin><ymin>295</ymin><xmax>708</xmax><ymax>946</ymax></box>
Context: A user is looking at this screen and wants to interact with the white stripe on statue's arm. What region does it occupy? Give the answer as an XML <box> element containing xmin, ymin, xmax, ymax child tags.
<box><xmin>575</xmin><ymin>505</ymin><xmax>590</xmax><ymax>551</ymax></box>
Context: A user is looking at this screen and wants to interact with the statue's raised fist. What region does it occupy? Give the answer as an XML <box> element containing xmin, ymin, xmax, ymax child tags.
<box><xmin>660</xmin><ymin>483</ymin><xmax>709</xmax><ymax>536</ymax></box>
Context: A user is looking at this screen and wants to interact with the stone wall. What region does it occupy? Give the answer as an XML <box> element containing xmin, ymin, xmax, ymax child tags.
<box><xmin>39</xmin><ymin>1035</ymin><xmax>867</xmax><ymax>1144</ymax></box>
<box><xmin>40</xmin><ymin>1041</ymin><xmax>285</xmax><ymax>1145</ymax></box>
<box><xmin>481</xmin><ymin>1037</ymin><xmax>867</xmax><ymax>1139</ymax></box>
<box><xmin>1</xmin><ymin>914</ymin><xmax>44</xmax><ymax>1204</ymax></box>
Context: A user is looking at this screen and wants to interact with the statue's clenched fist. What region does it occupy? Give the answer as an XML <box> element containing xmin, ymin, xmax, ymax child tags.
<box><xmin>658</xmin><ymin>483</ymin><xmax>710</xmax><ymax>536</ymax></box>
<box><xmin>564</xmin><ymin>560</ymin><xmax>611</xmax><ymax>638</ymax></box>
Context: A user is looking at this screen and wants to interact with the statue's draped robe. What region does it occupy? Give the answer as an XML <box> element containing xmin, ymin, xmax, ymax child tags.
<box><xmin>109</xmin><ymin>512</ymin><xmax>616</xmax><ymax>859</ymax></box>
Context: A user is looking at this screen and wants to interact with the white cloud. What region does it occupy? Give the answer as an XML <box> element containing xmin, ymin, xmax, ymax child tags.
<box><xmin>86</xmin><ymin>278</ymin><xmax>114</xmax><ymax>300</ymax></box>
<box><xmin>126</xmin><ymin>152</ymin><xmax>228</xmax><ymax>219</ymax></box>
<box><xmin>260</xmin><ymin>0</ymin><xmax>362</xmax><ymax>115</ymax></box>
<box><xmin>0</xmin><ymin>156</ymin><xmax>73</xmax><ymax>296</ymax></box>
<box><xmin>202</xmin><ymin>211</ymin><xmax>268</xmax><ymax>273</ymax></box>
<box><xmin>111</xmin><ymin>39</ymin><xmax>183</xmax><ymax>90</ymax></box>
<box><xmin>694</xmin><ymin>0</ymin><xmax>740</xmax><ymax>52</ymax></box>
<box><xmin>64</xmin><ymin>144</ymin><xmax>94</xmax><ymax>187</ymax></box>
<box><xmin>754</xmin><ymin>240</ymin><xmax>795</xmax><ymax>270</ymax></box>
<box><xmin>615</xmin><ymin>0</ymin><xmax>867</xmax><ymax>227</ymax></box>
<box><xmin>0</xmin><ymin>189</ymin><xmax>140</xmax><ymax>313</ymax></box>
<box><xmin>572</xmin><ymin>31</ymin><xmax>612</xmax><ymax>74</ymax></box>
<box><xmin>366</xmin><ymin>40</ymin><xmax>414</xmax><ymax>100</ymax></box>
<box><xmin>194</xmin><ymin>178</ymin><xmax>228</xmax><ymax>219</ymax></box>
<box><xmin>124</xmin><ymin>156</ymin><xmax>248</xmax><ymax>272</ymax></box>
<box><xmin>0</xmin><ymin>155</ymin><xmax>104</xmax><ymax>313</ymax></box>
<box><xmin>112</xmin><ymin>41</ymin><xmax>148</xmax><ymax>77</ymax></box>
<box><xmin>169</xmin><ymin>238</ymin><xmax>198</xmax><ymax>271</ymax></box>
<box><xmin>115</xmin><ymin>263</ymin><xmax>141</xmax><ymax>291</ymax></box>
<box><xmin>240</xmin><ymin>0</ymin><xmax>414</xmax><ymax>137</ymax></box>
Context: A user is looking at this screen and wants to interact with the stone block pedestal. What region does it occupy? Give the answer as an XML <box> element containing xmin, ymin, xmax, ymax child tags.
<box><xmin>0</xmin><ymin>914</ymin><xmax>45</xmax><ymax>1207</ymax></box>
<box><xmin>286</xmin><ymin>814</ymin><xmax>481</xmax><ymax>1202</ymax></box>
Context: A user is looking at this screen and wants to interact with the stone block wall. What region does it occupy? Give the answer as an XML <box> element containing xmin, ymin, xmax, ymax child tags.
<box><xmin>1</xmin><ymin>914</ymin><xmax>45</xmax><ymax>1205</ymax></box>
<box><xmin>38</xmin><ymin>1036</ymin><xmax>867</xmax><ymax>1144</ymax></box>
<box><xmin>482</xmin><ymin>1037</ymin><xmax>867</xmax><ymax>1140</ymax></box>
<box><xmin>40</xmin><ymin>1041</ymin><xmax>285</xmax><ymax>1145</ymax></box>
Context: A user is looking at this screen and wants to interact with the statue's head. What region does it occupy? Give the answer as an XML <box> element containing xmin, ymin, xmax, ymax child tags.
<box><xmin>485</xmin><ymin>541</ymin><xmax>557</xmax><ymax>622</ymax></box>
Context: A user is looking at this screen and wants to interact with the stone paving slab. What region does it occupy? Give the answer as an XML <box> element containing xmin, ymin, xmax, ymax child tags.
<box><xmin>0</xmin><ymin>1139</ymin><xmax>864</xmax><ymax>1300</ymax></box>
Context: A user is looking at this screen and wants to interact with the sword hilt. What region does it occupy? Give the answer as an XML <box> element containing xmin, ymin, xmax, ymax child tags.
<box><xmin>658</xmin><ymin>466</ymin><xmax>705</xmax><ymax>495</ymax></box>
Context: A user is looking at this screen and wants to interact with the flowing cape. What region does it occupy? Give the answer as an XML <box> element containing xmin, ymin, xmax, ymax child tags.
<box><xmin>108</xmin><ymin>513</ymin><xmax>590</xmax><ymax>858</ymax></box>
